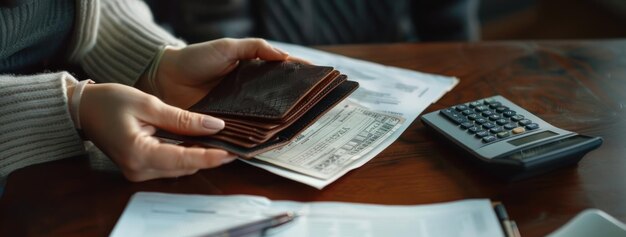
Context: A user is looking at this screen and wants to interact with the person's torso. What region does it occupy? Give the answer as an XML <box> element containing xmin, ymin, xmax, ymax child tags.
<box><xmin>0</xmin><ymin>0</ymin><xmax>76</xmax><ymax>74</ymax></box>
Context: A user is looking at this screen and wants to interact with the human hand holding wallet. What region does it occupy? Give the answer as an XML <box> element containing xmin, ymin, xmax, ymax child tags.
<box><xmin>156</xmin><ymin>59</ymin><xmax>358</xmax><ymax>158</ymax></box>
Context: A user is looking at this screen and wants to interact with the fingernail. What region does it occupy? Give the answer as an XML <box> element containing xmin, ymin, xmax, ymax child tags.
<box><xmin>202</xmin><ymin>116</ymin><xmax>225</xmax><ymax>130</ymax></box>
<box><xmin>222</xmin><ymin>155</ymin><xmax>237</xmax><ymax>164</ymax></box>
<box><xmin>273</xmin><ymin>47</ymin><xmax>289</xmax><ymax>56</ymax></box>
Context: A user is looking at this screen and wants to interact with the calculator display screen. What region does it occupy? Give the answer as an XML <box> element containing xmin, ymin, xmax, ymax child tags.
<box><xmin>508</xmin><ymin>131</ymin><xmax>557</xmax><ymax>146</ymax></box>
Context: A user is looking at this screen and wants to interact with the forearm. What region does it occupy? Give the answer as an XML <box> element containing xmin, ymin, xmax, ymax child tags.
<box><xmin>77</xmin><ymin>0</ymin><xmax>186</xmax><ymax>86</ymax></box>
<box><xmin>0</xmin><ymin>72</ymin><xmax>85</xmax><ymax>179</ymax></box>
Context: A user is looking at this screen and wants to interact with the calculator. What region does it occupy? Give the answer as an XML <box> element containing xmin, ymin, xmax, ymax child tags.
<box><xmin>421</xmin><ymin>95</ymin><xmax>603</xmax><ymax>179</ymax></box>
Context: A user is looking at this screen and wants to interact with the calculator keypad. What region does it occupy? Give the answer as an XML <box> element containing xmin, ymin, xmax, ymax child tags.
<box><xmin>440</xmin><ymin>99</ymin><xmax>540</xmax><ymax>143</ymax></box>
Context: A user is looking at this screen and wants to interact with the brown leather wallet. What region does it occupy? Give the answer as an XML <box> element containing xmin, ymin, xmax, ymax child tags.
<box><xmin>156</xmin><ymin>60</ymin><xmax>359</xmax><ymax>158</ymax></box>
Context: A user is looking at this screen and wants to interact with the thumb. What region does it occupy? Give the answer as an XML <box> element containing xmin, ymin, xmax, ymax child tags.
<box><xmin>230</xmin><ymin>38</ymin><xmax>290</xmax><ymax>61</ymax></box>
<box><xmin>142</xmin><ymin>100</ymin><xmax>225</xmax><ymax>136</ymax></box>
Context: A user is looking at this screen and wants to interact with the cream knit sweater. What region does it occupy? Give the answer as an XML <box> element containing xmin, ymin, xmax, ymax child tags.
<box><xmin>0</xmin><ymin>0</ymin><xmax>186</xmax><ymax>181</ymax></box>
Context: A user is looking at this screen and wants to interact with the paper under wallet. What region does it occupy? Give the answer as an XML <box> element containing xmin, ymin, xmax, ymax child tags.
<box><xmin>156</xmin><ymin>60</ymin><xmax>359</xmax><ymax>158</ymax></box>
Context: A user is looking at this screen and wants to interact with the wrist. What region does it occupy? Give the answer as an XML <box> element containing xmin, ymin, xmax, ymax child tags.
<box><xmin>136</xmin><ymin>45</ymin><xmax>182</xmax><ymax>99</ymax></box>
<box><xmin>69</xmin><ymin>79</ymin><xmax>95</xmax><ymax>130</ymax></box>
<box><xmin>157</xmin><ymin>46</ymin><xmax>182</xmax><ymax>82</ymax></box>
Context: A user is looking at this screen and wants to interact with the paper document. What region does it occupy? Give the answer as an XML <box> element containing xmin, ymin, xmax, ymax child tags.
<box><xmin>241</xmin><ymin>41</ymin><xmax>458</xmax><ymax>189</ymax></box>
<box><xmin>110</xmin><ymin>192</ymin><xmax>505</xmax><ymax>237</ymax></box>
<box><xmin>547</xmin><ymin>209</ymin><xmax>626</xmax><ymax>237</ymax></box>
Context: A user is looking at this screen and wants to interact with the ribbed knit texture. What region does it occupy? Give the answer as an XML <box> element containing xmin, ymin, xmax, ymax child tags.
<box><xmin>77</xmin><ymin>0</ymin><xmax>186</xmax><ymax>86</ymax></box>
<box><xmin>0</xmin><ymin>0</ymin><xmax>75</xmax><ymax>73</ymax></box>
<box><xmin>0</xmin><ymin>72</ymin><xmax>84</xmax><ymax>179</ymax></box>
<box><xmin>0</xmin><ymin>0</ymin><xmax>187</xmax><ymax>188</ymax></box>
<box><xmin>67</xmin><ymin>0</ymin><xmax>99</xmax><ymax>62</ymax></box>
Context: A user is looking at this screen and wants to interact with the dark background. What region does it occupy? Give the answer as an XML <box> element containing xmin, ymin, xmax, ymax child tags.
<box><xmin>479</xmin><ymin>0</ymin><xmax>626</xmax><ymax>40</ymax></box>
<box><xmin>145</xmin><ymin>0</ymin><xmax>626</xmax><ymax>44</ymax></box>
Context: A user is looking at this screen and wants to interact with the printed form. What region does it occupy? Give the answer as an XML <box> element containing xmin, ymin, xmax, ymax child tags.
<box><xmin>110</xmin><ymin>192</ymin><xmax>505</xmax><ymax>237</ymax></box>
<box><xmin>241</xmin><ymin>42</ymin><xmax>459</xmax><ymax>189</ymax></box>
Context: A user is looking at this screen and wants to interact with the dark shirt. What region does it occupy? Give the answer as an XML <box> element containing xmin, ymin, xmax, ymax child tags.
<box><xmin>0</xmin><ymin>0</ymin><xmax>75</xmax><ymax>74</ymax></box>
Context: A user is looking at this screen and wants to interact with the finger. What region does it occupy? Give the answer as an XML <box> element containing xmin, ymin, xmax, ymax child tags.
<box><xmin>286</xmin><ymin>56</ymin><xmax>312</xmax><ymax>65</ymax></box>
<box><xmin>145</xmin><ymin>141</ymin><xmax>237</xmax><ymax>171</ymax></box>
<box><xmin>140</xmin><ymin>98</ymin><xmax>225</xmax><ymax>135</ymax></box>
<box><xmin>229</xmin><ymin>38</ymin><xmax>290</xmax><ymax>61</ymax></box>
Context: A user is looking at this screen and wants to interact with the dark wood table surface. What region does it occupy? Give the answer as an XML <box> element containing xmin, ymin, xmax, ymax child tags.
<box><xmin>1</xmin><ymin>40</ymin><xmax>625</xmax><ymax>237</ymax></box>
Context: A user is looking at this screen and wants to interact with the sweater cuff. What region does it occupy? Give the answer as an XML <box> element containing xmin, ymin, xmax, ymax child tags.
<box><xmin>0</xmin><ymin>72</ymin><xmax>85</xmax><ymax>179</ymax></box>
<box><xmin>80</xmin><ymin>0</ymin><xmax>186</xmax><ymax>86</ymax></box>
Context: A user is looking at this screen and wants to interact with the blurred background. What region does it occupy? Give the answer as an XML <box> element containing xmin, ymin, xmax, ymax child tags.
<box><xmin>145</xmin><ymin>0</ymin><xmax>626</xmax><ymax>45</ymax></box>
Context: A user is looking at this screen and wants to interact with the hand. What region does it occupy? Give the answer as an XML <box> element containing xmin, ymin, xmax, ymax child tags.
<box><xmin>75</xmin><ymin>83</ymin><xmax>236</xmax><ymax>181</ymax></box>
<box><xmin>136</xmin><ymin>38</ymin><xmax>308</xmax><ymax>108</ymax></box>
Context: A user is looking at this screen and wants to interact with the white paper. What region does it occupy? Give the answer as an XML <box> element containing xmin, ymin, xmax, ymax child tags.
<box><xmin>110</xmin><ymin>192</ymin><xmax>505</xmax><ymax>237</ymax></box>
<box><xmin>240</xmin><ymin>41</ymin><xmax>459</xmax><ymax>189</ymax></box>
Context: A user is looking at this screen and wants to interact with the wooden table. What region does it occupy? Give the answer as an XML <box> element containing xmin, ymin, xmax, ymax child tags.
<box><xmin>1</xmin><ymin>40</ymin><xmax>625</xmax><ymax>237</ymax></box>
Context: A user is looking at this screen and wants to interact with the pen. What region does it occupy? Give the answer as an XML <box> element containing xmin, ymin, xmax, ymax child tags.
<box><xmin>200</xmin><ymin>212</ymin><xmax>297</xmax><ymax>237</ymax></box>
<box><xmin>493</xmin><ymin>202</ymin><xmax>521</xmax><ymax>237</ymax></box>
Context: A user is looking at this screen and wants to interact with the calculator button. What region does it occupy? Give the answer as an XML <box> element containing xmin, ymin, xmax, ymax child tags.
<box><xmin>469</xmin><ymin>101</ymin><xmax>481</xmax><ymax>108</ymax></box>
<box><xmin>489</xmin><ymin>127</ymin><xmax>504</xmax><ymax>133</ymax></box>
<box><xmin>503</xmin><ymin>123</ymin><xmax>518</xmax><ymax>130</ymax></box>
<box><xmin>510</xmin><ymin>114</ymin><xmax>525</xmax><ymax>121</ymax></box>
<box><xmin>475</xmin><ymin>105</ymin><xmax>489</xmax><ymax>112</ymax></box>
<box><xmin>495</xmin><ymin>106</ymin><xmax>509</xmax><ymax>113</ymax></box>
<box><xmin>518</xmin><ymin>119</ymin><xmax>532</xmax><ymax>126</ymax></box>
<box><xmin>512</xmin><ymin>127</ymin><xmax>525</xmax><ymax>134</ymax></box>
<box><xmin>502</xmin><ymin>110</ymin><xmax>517</xmax><ymax>117</ymax></box>
<box><xmin>476</xmin><ymin>130</ymin><xmax>489</xmax><ymax>138</ymax></box>
<box><xmin>455</xmin><ymin>104</ymin><xmax>468</xmax><ymax>111</ymax></box>
<box><xmin>483</xmin><ymin>98</ymin><xmax>496</xmax><ymax>104</ymax></box>
<box><xmin>467</xmin><ymin>126</ymin><xmax>482</xmax><ymax>134</ymax></box>
<box><xmin>495</xmin><ymin>119</ymin><xmax>508</xmax><ymax>125</ymax></box>
<box><xmin>462</xmin><ymin>109</ymin><xmax>475</xmax><ymax>115</ymax></box>
<box><xmin>488</xmin><ymin>114</ymin><xmax>501</xmax><ymax>121</ymax></box>
<box><xmin>482</xmin><ymin>122</ymin><xmax>496</xmax><ymax>129</ymax></box>
<box><xmin>440</xmin><ymin>109</ymin><xmax>468</xmax><ymax>124</ymax></box>
<box><xmin>460</xmin><ymin>122</ymin><xmax>475</xmax><ymax>129</ymax></box>
<box><xmin>488</xmin><ymin>102</ymin><xmax>502</xmax><ymax>109</ymax></box>
<box><xmin>475</xmin><ymin>118</ymin><xmax>488</xmax><ymax>124</ymax></box>
<box><xmin>497</xmin><ymin>131</ymin><xmax>510</xmax><ymax>138</ymax></box>
<box><xmin>482</xmin><ymin>135</ymin><xmax>497</xmax><ymax>143</ymax></box>
<box><xmin>482</xmin><ymin>111</ymin><xmax>494</xmax><ymax>117</ymax></box>
<box><xmin>525</xmin><ymin>123</ymin><xmax>539</xmax><ymax>130</ymax></box>
<box><xmin>467</xmin><ymin>113</ymin><xmax>479</xmax><ymax>120</ymax></box>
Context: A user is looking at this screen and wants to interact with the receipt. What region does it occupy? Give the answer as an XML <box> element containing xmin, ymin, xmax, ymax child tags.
<box><xmin>256</xmin><ymin>102</ymin><xmax>403</xmax><ymax>179</ymax></box>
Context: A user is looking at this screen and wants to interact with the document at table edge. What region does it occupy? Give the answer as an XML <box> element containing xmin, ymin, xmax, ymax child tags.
<box><xmin>239</xmin><ymin>41</ymin><xmax>459</xmax><ymax>189</ymax></box>
<box><xmin>547</xmin><ymin>209</ymin><xmax>626</xmax><ymax>237</ymax></box>
<box><xmin>110</xmin><ymin>192</ymin><xmax>505</xmax><ymax>237</ymax></box>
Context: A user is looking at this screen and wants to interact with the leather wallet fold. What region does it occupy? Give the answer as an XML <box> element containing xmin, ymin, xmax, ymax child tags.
<box><xmin>156</xmin><ymin>60</ymin><xmax>358</xmax><ymax>158</ymax></box>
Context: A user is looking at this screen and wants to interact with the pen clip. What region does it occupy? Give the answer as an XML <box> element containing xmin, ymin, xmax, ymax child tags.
<box><xmin>493</xmin><ymin>202</ymin><xmax>521</xmax><ymax>237</ymax></box>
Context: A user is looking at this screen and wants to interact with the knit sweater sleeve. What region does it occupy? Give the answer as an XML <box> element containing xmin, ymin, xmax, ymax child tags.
<box><xmin>76</xmin><ymin>0</ymin><xmax>186</xmax><ymax>85</ymax></box>
<box><xmin>0</xmin><ymin>72</ymin><xmax>85</xmax><ymax>179</ymax></box>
